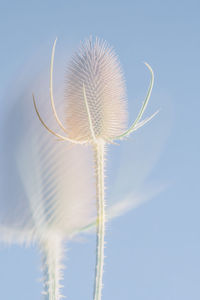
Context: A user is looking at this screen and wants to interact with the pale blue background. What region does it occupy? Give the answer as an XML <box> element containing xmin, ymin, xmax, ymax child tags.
<box><xmin>0</xmin><ymin>0</ymin><xmax>200</xmax><ymax>299</ymax></box>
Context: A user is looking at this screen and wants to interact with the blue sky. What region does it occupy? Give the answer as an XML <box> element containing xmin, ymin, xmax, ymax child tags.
<box><xmin>0</xmin><ymin>0</ymin><xmax>200</xmax><ymax>299</ymax></box>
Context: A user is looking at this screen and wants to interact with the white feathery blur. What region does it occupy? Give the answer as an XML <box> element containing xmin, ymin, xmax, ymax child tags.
<box><xmin>0</xmin><ymin>81</ymin><xmax>96</xmax><ymax>299</ymax></box>
<box><xmin>0</xmin><ymin>91</ymin><xmax>96</xmax><ymax>243</ymax></box>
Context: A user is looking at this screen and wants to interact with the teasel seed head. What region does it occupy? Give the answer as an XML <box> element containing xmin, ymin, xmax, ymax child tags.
<box><xmin>65</xmin><ymin>37</ymin><xmax>128</xmax><ymax>142</ymax></box>
<box><xmin>33</xmin><ymin>38</ymin><xmax>155</xmax><ymax>146</ymax></box>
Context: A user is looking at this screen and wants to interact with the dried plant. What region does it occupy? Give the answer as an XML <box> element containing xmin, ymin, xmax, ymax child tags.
<box><xmin>33</xmin><ymin>37</ymin><xmax>156</xmax><ymax>300</ymax></box>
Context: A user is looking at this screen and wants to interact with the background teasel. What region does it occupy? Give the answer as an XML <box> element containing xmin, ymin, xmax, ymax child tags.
<box><xmin>33</xmin><ymin>37</ymin><xmax>156</xmax><ymax>300</ymax></box>
<box><xmin>0</xmin><ymin>86</ymin><xmax>96</xmax><ymax>299</ymax></box>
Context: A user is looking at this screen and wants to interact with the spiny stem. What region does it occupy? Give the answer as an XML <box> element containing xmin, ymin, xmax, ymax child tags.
<box><xmin>41</xmin><ymin>235</ymin><xmax>64</xmax><ymax>300</ymax></box>
<box><xmin>93</xmin><ymin>140</ymin><xmax>106</xmax><ymax>300</ymax></box>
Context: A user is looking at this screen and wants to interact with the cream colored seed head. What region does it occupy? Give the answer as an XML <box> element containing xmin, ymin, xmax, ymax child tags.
<box><xmin>65</xmin><ymin>38</ymin><xmax>128</xmax><ymax>142</ymax></box>
<box><xmin>33</xmin><ymin>38</ymin><xmax>155</xmax><ymax>145</ymax></box>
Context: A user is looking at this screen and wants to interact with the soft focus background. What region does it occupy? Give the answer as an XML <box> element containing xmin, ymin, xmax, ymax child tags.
<box><xmin>0</xmin><ymin>0</ymin><xmax>199</xmax><ymax>299</ymax></box>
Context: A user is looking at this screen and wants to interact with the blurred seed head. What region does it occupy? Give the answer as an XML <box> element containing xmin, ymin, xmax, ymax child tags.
<box><xmin>0</xmin><ymin>79</ymin><xmax>96</xmax><ymax>245</ymax></box>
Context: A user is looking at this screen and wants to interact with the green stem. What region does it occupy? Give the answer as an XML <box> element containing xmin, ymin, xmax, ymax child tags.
<box><xmin>93</xmin><ymin>140</ymin><xmax>106</xmax><ymax>300</ymax></box>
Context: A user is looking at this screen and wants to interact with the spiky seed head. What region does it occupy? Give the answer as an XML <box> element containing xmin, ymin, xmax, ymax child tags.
<box><xmin>65</xmin><ymin>37</ymin><xmax>128</xmax><ymax>142</ymax></box>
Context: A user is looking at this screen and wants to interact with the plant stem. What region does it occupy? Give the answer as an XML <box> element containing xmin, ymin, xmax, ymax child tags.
<box><xmin>93</xmin><ymin>140</ymin><xmax>106</xmax><ymax>300</ymax></box>
<box><xmin>41</xmin><ymin>235</ymin><xmax>64</xmax><ymax>300</ymax></box>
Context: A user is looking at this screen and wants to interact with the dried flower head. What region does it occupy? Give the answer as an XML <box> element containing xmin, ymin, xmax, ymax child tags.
<box><xmin>33</xmin><ymin>37</ymin><xmax>156</xmax><ymax>145</ymax></box>
<box><xmin>65</xmin><ymin>38</ymin><xmax>127</xmax><ymax>142</ymax></box>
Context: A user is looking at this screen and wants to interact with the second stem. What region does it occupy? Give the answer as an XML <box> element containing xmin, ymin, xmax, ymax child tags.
<box><xmin>93</xmin><ymin>140</ymin><xmax>106</xmax><ymax>300</ymax></box>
